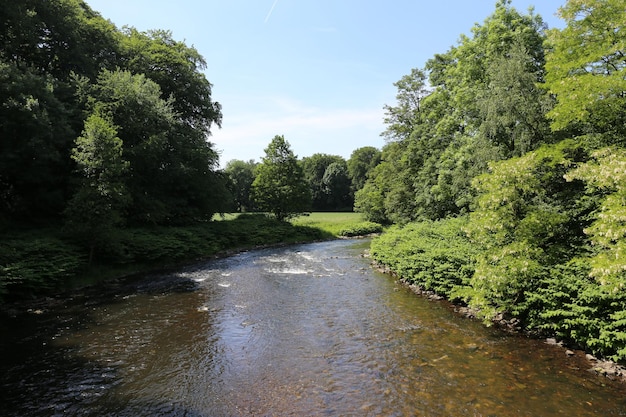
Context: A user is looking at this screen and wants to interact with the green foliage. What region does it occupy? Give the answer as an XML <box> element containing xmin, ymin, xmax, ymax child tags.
<box><xmin>0</xmin><ymin>234</ymin><xmax>85</xmax><ymax>298</ymax></box>
<box><xmin>321</xmin><ymin>162</ymin><xmax>353</xmax><ymax>211</ymax></box>
<box><xmin>357</xmin><ymin>1</ymin><xmax>550</xmax><ymax>226</ymax></box>
<box><xmin>565</xmin><ymin>147</ymin><xmax>626</xmax><ymax>290</ymax></box>
<box><xmin>464</xmin><ymin>140</ymin><xmax>588</xmax><ymax>320</ymax></box>
<box><xmin>300</xmin><ymin>153</ymin><xmax>348</xmax><ymax>211</ymax></box>
<box><xmin>64</xmin><ymin>113</ymin><xmax>129</xmax><ymax>262</ymax></box>
<box><xmin>0</xmin><ymin>57</ymin><xmax>74</xmax><ymax>223</ymax></box>
<box><xmin>338</xmin><ymin>222</ymin><xmax>383</xmax><ymax>237</ymax></box>
<box><xmin>224</xmin><ymin>159</ymin><xmax>257</xmax><ymax>212</ymax></box>
<box><xmin>0</xmin><ymin>1</ymin><xmax>226</xmax><ymax>229</ymax></box>
<box><xmin>545</xmin><ymin>0</ymin><xmax>626</xmax><ymax>143</ymax></box>
<box><xmin>371</xmin><ymin>217</ymin><xmax>478</xmax><ymax>298</ymax></box>
<box><xmin>347</xmin><ymin>146</ymin><xmax>381</xmax><ymax>192</ymax></box>
<box><xmin>252</xmin><ymin>135</ymin><xmax>311</xmax><ymax>221</ymax></box>
<box><xmin>382</xmin><ymin>68</ymin><xmax>429</xmax><ymax>142</ymax></box>
<box><xmin>526</xmin><ymin>259</ymin><xmax>626</xmax><ymax>362</ymax></box>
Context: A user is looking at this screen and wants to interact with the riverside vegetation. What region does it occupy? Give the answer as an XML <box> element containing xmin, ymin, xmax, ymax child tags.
<box><xmin>364</xmin><ymin>0</ymin><xmax>626</xmax><ymax>366</ymax></box>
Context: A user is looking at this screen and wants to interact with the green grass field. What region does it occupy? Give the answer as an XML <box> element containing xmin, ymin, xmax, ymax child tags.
<box><xmin>213</xmin><ymin>212</ymin><xmax>383</xmax><ymax>237</ymax></box>
<box><xmin>290</xmin><ymin>212</ymin><xmax>382</xmax><ymax>237</ymax></box>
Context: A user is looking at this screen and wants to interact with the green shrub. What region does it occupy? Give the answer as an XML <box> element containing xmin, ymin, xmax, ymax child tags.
<box><xmin>0</xmin><ymin>236</ymin><xmax>85</xmax><ymax>297</ymax></box>
<box><xmin>371</xmin><ymin>217</ymin><xmax>478</xmax><ymax>298</ymax></box>
<box><xmin>338</xmin><ymin>221</ymin><xmax>383</xmax><ymax>237</ymax></box>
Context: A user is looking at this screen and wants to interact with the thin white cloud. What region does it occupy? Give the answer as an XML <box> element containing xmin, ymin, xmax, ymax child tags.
<box><xmin>264</xmin><ymin>0</ymin><xmax>280</xmax><ymax>23</ymax></box>
<box><xmin>210</xmin><ymin>95</ymin><xmax>384</xmax><ymax>165</ymax></box>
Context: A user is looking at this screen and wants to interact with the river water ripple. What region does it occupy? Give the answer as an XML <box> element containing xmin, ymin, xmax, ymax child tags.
<box><xmin>1</xmin><ymin>239</ymin><xmax>626</xmax><ymax>416</ymax></box>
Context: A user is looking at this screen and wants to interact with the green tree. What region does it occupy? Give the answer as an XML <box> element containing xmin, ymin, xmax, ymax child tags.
<box><xmin>252</xmin><ymin>135</ymin><xmax>310</xmax><ymax>221</ymax></box>
<box><xmin>382</xmin><ymin>68</ymin><xmax>430</xmax><ymax>142</ymax></box>
<box><xmin>0</xmin><ymin>58</ymin><xmax>74</xmax><ymax>224</ymax></box>
<box><xmin>347</xmin><ymin>146</ymin><xmax>381</xmax><ymax>192</ymax></box>
<box><xmin>545</xmin><ymin>0</ymin><xmax>626</xmax><ymax>144</ymax></box>
<box><xmin>321</xmin><ymin>162</ymin><xmax>352</xmax><ymax>211</ymax></box>
<box><xmin>300</xmin><ymin>153</ymin><xmax>346</xmax><ymax>210</ymax></box>
<box><xmin>478</xmin><ymin>40</ymin><xmax>553</xmax><ymax>156</ymax></box>
<box><xmin>225</xmin><ymin>159</ymin><xmax>257</xmax><ymax>212</ymax></box>
<box><xmin>464</xmin><ymin>140</ymin><xmax>588</xmax><ymax>319</ymax></box>
<box><xmin>64</xmin><ymin>113</ymin><xmax>129</xmax><ymax>263</ymax></box>
<box><xmin>84</xmin><ymin>69</ymin><xmax>229</xmax><ymax>224</ymax></box>
<box><xmin>120</xmin><ymin>28</ymin><xmax>222</xmax><ymax>134</ymax></box>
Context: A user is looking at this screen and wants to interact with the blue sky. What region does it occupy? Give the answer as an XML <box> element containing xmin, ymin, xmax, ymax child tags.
<box><xmin>85</xmin><ymin>0</ymin><xmax>566</xmax><ymax>166</ymax></box>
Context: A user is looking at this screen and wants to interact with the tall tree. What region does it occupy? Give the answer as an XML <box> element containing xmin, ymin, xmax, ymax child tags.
<box><xmin>64</xmin><ymin>113</ymin><xmax>129</xmax><ymax>263</ymax></box>
<box><xmin>252</xmin><ymin>135</ymin><xmax>310</xmax><ymax>221</ymax></box>
<box><xmin>84</xmin><ymin>69</ymin><xmax>228</xmax><ymax>225</ymax></box>
<box><xmin>120</xmin><ymin>28</ymin><xmax>222</xmax><ymax>134</ymax></box>
<box><xmin>381</xmin><ymin>68</ymin><xmax>430</xmax><ymax>142</ymax></box>
<box><xmin>544</xmin><ymin>0</ymin><xmax>626</xmax><ymax>146</ymax></box>
<box><xmin>321</xmin><ymin>162</ymin><xmax>353</xmax><ymax>211</ymax></box>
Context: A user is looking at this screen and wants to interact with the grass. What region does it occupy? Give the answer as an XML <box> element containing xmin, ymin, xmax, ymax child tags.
<box><xmin>290</xmin><ymin>212</ymin><xmax>383</xmax><ymax>237</ymax></box>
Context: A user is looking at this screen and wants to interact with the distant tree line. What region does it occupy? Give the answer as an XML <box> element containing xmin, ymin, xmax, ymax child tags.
<box><xmin>224</xmin><ymin>140</ymin><xmax>381</xmax><ymax>217</ymax></box>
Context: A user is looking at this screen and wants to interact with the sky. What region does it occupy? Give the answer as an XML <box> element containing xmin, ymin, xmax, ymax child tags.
<box><xmin>85</xmin><ymin>0</ymin><xmax>566</xmax><ymax>167</ymax></box>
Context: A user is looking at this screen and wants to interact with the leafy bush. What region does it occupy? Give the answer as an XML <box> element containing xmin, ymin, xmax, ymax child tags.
<box><xmin>0</xmin><ymin>235</ymin><xmax>85</xmax><ymax>298</ymax></box>
<box><xmin>338</xmin><ymin>222</ymin><xmax>383</xmax><ymax>237</ymax></box>
<box><xmin>371</xmin><ymin>217</ymin><xmax>478</xmax><ymax>298</ymax></box>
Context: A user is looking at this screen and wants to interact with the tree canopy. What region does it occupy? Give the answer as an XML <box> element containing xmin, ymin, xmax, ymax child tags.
<box><xmin>0</xmin><ymin>0</ymin><xmax>226</xmax><ymax>230</ymax></box>
<box><xmin>251</xmin><ymin>135</ymin><xmax>311</xmax><ymax>221</ymax></box>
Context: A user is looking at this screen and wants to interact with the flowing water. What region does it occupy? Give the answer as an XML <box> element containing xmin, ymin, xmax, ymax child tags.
<box><xmin>1</xmin><ymin>239</ymin><xmax>626</xmax><ymax>416</ymax></box>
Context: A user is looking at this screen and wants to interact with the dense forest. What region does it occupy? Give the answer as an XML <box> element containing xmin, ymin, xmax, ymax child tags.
<box><xmin>366</xmin><ymin>0</ymin><xmax>626</xmax><ymax>362</ymax></box>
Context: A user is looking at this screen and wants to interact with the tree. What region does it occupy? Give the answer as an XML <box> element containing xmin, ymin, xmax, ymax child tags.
<box><xmin>85</xmin><ymin>69</ymin><xmax>229</xmax><ymax>224</ymax></box>
<box><xmin>321</xmin><ymin>162</ymin><xmax>353</xmax><ymax>211</ymax></box>
<box><xmin>545</xmin><ymin>0</ymin><xmax>626</xmax><ymax>145</ymax></box>
<box><xmin>0</xmin><ymin>58</ymin><xmax>74</xmax><ymax>224</ymax></box>
<box><xmin>464</xmin><ymin>140</ymin><xmax>587</xmax><ymax>319</ymax></box>
<box><xmin>300</xmin><ymin>153</ymin><xmax>346</xmax><ymax>210</ymax></box>
<box><xmin>347</xmin><ymin>146</ymin><xmax>381</xmax><ymax>192</ymax></box>
<box><xmin>225</xmin><ymin>159</ymin><xmax>257</xmax><ymax>212</ymax></box>
<box><xmin>120</xmin><ymin>28</ymin><xmax>222</xmax><ymax>134</ymax></box>
<box><xmin>565</xmin><ymin>147</ymin><xmax>626</xmax><ymax>290</ymax></box>
<box><xmin>251</xmin><ymin>135</ymin><xmax>310</xmax><ymax>221</ymax></box>
<box><xmin>381</xmin><ymin>68</ymin><xmax>430</xmax><ymax>142</ymax></box>
<box><xmin>64</xmin><ymin>113</ymin><xmax>129</xmax><ymax>263</ymax></box>
<box><xmin>478</xmin><ymin>40</ymin><xmax>553</xmax><ymax>156</ymax></box>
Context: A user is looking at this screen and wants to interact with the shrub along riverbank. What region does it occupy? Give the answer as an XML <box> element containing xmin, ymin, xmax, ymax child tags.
<box><xmin>370</xmin><ymin>216</ymin><xmax>626</xmax><ymax>365</ymax></box>
<box><xmin>1</xmin><ymin>213</ymin><xmax>382</xmax><ymax>302</ymax></box>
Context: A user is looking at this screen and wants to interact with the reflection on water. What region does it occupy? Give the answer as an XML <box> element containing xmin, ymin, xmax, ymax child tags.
<box><xmin>1</xmin><ymin>239</ymin><xmax>626</xmax><ymax>416</ymax></box>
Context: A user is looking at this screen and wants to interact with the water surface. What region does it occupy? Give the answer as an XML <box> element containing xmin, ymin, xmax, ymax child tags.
<box><xmin>1</xmin><ymin>239</ymin><xmax>625</xmax><ymax>416</ymax></box>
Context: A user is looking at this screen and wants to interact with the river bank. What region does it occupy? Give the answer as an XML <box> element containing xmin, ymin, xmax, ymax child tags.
<box><xmin>372</xmin><ymin>257</ymin><xmax>626</xmax><ymax>383</ymax></box>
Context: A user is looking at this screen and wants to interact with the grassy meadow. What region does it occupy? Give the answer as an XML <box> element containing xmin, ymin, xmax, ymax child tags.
<box><xmin>290</xmin><ymin>212</ymin><xmax>383</xmax><ymax>237</ymax></box>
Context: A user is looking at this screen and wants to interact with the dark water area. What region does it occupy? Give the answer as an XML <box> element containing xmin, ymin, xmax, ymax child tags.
<box><xmin>1</xmin><ymin>239</ymin><xmax>626</xmax><ymax>416</ymax></box>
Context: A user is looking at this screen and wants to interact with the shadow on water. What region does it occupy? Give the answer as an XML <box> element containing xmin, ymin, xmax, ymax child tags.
<box><xmin>1</xmin><ymin>239</ymin><xmax>626</xmax><ymax>416</ymax></box>
<box><xmin>0</xmin><ymin>273</ymin><xmax>219</xmax><ymax>417</ymax></box>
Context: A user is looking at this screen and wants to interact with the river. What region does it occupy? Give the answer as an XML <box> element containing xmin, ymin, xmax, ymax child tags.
<box><xmin>1</xmin><ymin>239</ymin><xmax>626</xmax><ymax>416</ymax></box>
